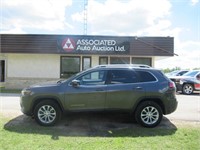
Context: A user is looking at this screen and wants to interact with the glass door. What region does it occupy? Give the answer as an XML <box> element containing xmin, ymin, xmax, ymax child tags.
<box><xmin>82</xmin><ymin>57</ymin><xmax>91</xmax><ymax>70</ymax></box>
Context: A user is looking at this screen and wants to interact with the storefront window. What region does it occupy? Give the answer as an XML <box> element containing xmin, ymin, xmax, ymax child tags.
<box><xmin>82</xmin><ymin>57</ymin><xmax>91</xmax><ymax>70</ymax></box>
<box><xmin>61</xmin><ymin>56</ymin><xmax>80</xmax><ymax>78</ymax></box>
<box><xmin>110</xmin><ymin>57</ymin><xmax>130</xmax><ymax>64</ymax></box>
<box><xmin>132</xmin><ymin>57</ymin><xmax>152</xmax><ymax>66</ymax></box>
<box><xmin>99</xmin><ymin>57</ymin><xmax>108</xmax><ymax>65</ymax></box>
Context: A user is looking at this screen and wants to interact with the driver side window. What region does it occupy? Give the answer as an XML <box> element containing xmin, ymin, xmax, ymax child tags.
<box><xmin>77</xmin><ymin>70</ymin><xmax>106</xmax><ymax>85</ymax></box>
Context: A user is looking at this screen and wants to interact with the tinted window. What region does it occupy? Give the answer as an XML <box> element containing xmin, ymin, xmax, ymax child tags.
<box><xmin>77</xmin><ymin>70</ymin><xmax>106</xmax><ymax>85</ymax></box>
<box><xmin>108</xmin><ymin>70</ymin><xmax>138</xmax><ymax>84</ymax></box>
<box><xmin>136</xmin><ymin>71</ymin><xmax>156</xmax><ymax>82</ymax></box>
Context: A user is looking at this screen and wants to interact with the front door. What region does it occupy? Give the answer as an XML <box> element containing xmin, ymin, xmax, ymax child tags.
<box><xmin>65</xmin><ymin>70</ymin><xmax>107</xmax><ymax>111</ymax></box>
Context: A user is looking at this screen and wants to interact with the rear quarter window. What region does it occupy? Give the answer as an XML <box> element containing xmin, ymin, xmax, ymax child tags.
<box><xmin>136</xmin><ymin>71</ymin><xmax>157</xmax><ymax>82</ymax></box>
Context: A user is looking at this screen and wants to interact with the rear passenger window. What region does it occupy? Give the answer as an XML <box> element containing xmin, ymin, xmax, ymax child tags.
<box><xmin>108</xmin><ymin>70</ymin><xmax>139</xmax><ymax>84</ymax></box>
<box><xmin>137</xmin><ymin>71</ymin><xmax>157</xmax><ymax>82</ymax></box>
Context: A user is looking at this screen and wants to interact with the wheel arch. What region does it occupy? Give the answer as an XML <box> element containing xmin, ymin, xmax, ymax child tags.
<box><xmin>31</xmin><ymin>96</ymin><xmax>64</xmax><ymax>115</ymax></box>
<box><xmin>132</xmin><ymin>98</ymin><xmax>165</xmax><ymax>115</ymax></box>
<box><xmin>182</xmin><ymin>82</ymin><xmax>194</xmax><ymax>88</ymax></box>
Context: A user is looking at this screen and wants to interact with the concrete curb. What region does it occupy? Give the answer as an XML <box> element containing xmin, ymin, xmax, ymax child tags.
<box><xmin>0</xmin><ymin>93</ymin><xmax>20</xmax><ymax>97</ymax></box>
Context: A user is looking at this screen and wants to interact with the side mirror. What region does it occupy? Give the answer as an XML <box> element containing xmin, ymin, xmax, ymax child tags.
<box><xmin>197</xmin><ymin>75</ymin><xmax>200</xmax><ymax>80</ymax></box>
<box><xmin>71</xmin><ymin>80</ymin><xmax>80</xmax><ymax>88</ymax></box>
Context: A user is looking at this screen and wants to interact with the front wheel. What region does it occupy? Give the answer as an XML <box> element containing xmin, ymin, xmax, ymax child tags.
<box><xmin>135</xmin><ymin>101</ymin><xmax>163</xmax><ymax>128</ymax></box>
<box><xmin>182</xmin><ymin>84</ymin><xmax>193</xmax><ymax>95</ymax></box>
<box><xmin>34</xmin><ymin>100</ymin><xmax>61</xmax><ymax>126</ymax></box>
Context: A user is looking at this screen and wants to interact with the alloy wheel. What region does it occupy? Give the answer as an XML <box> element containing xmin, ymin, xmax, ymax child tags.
<box><xmin>37</xmin><ymin>105</ymin><xmax>56</xmax><ymax>124</ymax></box>
<box><xmin>183</xmin><ymin>84</ymin><xmax>193</xmax><ymax>95</ymax></box>
<box><xmin>140</xmin><ymin>106</ymin><xmax>159</xmax><ymax>125</ymax></box>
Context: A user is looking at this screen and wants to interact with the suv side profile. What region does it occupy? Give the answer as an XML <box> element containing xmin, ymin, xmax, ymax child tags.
<box><xmin>20</xmin><ymin>65</ymin><xmax>178</xmax><ymax>128</ymax></box>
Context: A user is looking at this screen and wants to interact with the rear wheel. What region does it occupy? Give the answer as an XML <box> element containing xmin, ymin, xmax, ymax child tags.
<box><xmin>34</xmin><ymin>100</ymin><xmax>61</xmax><ymax>126</ymax></box>
<box><xmin>182</xmin><ymin>84</ymin><xmax>193</xmax><ymax>95</ymax></box>
<box><xmin>135</xmin><ymin>101</ymin><xmax>163</xmax><ymax>128</ymax></box>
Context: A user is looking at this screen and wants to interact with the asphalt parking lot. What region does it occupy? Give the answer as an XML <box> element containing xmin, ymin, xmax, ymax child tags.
<box><xmin>0</xmin><ymin>93</ymin><xmax>199</xmax><ymax>123</ymax></box>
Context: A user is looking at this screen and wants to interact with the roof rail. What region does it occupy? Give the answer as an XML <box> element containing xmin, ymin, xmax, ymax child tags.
<box><xmin>95</xmin><ymin>64</ymin><xmax>151</xmax><ymax>68</ymax></box>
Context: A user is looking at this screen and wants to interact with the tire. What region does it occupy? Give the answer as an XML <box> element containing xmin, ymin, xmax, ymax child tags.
<box><xmin>135</xmin><ymin>101</ymin><xmax>163</xmax><ymax>128</ymax></box>
<box><xmin>34</xmin><ymin>100</ymin><xmax>61</xmax><ymax>126</ymax></box>
<box><xmin>182</xmin><ymin>84</ymin><xmax>193</xmax><ymax>95</ymax></box>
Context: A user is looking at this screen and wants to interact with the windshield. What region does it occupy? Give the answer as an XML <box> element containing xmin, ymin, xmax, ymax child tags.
<box><xmin>58</xmin><ymin>73</ymin><xmax>79</xmax><ymax>83</ymax></box>
<box><xmin>168</xmin><ymin>70</ymin><xmax>179</xmax><ymax>76</ymax></box>
<box><xmin>183</xmin><ymin>71</ymin><xmax>199</xmax><ymax>77</ymax></box>
<box><xmin>58</xmin><ymin>67</ymin><xmax>94</xmax><ymax>83</ymax></box>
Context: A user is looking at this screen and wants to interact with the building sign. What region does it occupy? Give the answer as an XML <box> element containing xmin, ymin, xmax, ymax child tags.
<box><xmin>62</xmin><ymin>38</ymin><xmax>76</xmax><ymax>52</ymax></box>
<box><xmin>58</xmin><ymin>35</ymin><xmax>130</xmax><ymax>54</ymax></box>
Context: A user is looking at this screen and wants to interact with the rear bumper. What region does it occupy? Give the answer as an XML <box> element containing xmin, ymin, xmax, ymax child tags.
<box><xmin>163</xmin><ymin>90</ymin><xmax>178</xmax><ymax>115</ymax></box>
<box><xmin>164</xmin><ymin>98</ymin><xmax>178</xmax><ymax>115</ymax></box>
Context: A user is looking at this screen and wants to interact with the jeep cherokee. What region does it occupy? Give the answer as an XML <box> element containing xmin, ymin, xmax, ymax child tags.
<box><xmin>20</xmin><ymin>64</ymin><xmax>178</xmax><ymax>128</ymax></box>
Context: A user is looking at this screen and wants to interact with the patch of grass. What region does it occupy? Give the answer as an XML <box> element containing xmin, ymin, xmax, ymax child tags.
<box><xmin>0</xmin><ymin>87</ymin><xmax>21</xmax><ymax>94</ymax></box>
<box><xmin>0</xmin><ymin>115</ymin><xmax>200</xmax><ymax>150</ymax></box>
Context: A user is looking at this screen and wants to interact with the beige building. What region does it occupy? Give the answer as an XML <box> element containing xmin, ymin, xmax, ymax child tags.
<box><xmin>0</xmin><ymin>34</ymin><xmax>175</xmax><ymax>89</ymax></box>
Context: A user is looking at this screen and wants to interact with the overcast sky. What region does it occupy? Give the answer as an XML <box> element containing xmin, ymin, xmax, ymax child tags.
<box><xmin>0</xmin><ymin>0</ymin><xmax>200</xmax><ymax>69</ymax></box>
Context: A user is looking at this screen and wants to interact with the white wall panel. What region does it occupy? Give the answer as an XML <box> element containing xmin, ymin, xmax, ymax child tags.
<box><xmin>7</xmin><ymin>54</ymin><xmax>60</xmax><ymax>78</ymax></box>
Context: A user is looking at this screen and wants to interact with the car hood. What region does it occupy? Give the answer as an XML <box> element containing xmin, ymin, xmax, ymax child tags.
<box><xmin>29</xmin><ymin>80</ymin><xmax>60</xmax><ymax>88</ymax></box>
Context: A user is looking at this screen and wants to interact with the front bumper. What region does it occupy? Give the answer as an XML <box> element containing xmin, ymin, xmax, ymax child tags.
<box><xmin>176</xmin><ymin>83</ymin><xmax>182</xmax><ymax>91</ymax></box>
<box><xmin>20</xmin><ymin>95</ymin><xmax>33</xmax><ymax>116</ymax></box>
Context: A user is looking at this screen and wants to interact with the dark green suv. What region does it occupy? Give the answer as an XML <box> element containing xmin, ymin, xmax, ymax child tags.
<box><xmin>20</xmin><ymin>65</ymin><xmax>178</xmax><ymax>128</ymax></box>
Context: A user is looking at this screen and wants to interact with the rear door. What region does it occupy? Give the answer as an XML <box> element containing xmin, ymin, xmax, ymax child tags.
<box><xmin>105</xmin><ymin>69</ymin><xmax>146</xmax><ymax>110</ymax></box>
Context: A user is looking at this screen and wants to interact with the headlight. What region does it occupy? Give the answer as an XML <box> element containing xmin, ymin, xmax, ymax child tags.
<box><xmin>21</xmin><ymin>89</ymin><xmax>32</xmax><ymax>96</ymax></box>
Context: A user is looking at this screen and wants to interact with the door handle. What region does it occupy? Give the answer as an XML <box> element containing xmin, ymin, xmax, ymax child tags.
<box><xmin>133</xmin><ymin>87</ymin><xmax>143</xmax><ymax>91</ymax></box>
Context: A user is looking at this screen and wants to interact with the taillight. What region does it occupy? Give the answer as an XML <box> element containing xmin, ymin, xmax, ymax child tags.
<box><xmin>169</xmin><ymin>81</ymin><xmax>175</xmax><ymax>88</ymax></box>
